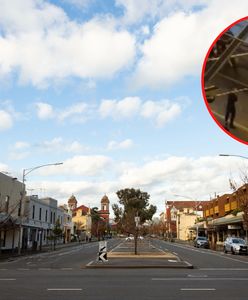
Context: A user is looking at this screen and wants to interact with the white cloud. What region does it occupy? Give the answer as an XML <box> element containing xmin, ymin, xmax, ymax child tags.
<box><xmin>36</xmin><ymin>102</ymin><xmax>54</xmax><ymax>120</ymax></box>
<box><xmin>131</xmin><ymin>1</ymin><xmax>248</xmax><ymax>88</ymax></box>
<box><xmin>0</xmin><ymin>110</ymin><xmax>13</xmax><ymax>130</ymax></box>
<box><xmin>115</xmin><ymin>0</ymin><xmax>209</xmax><ymax>24</ymax></box>
<box><xmin>23</xmin><ymin>155</ymin><xmax>248</xmax><ymax>216</ymax></box>
<box><xmin>39</xmin><ymin>155</ymin><xmax>112</xmax><ymax>176</ymax></box>
<box><xmin>0</xmin><ymin>0</ymin><xmax>136</xmax><ymax>87</ymax></box>
<box><xmin>99</xmin><ymin>97</ymin><xmax>183</xmax><ymax>126</ymax></box>
<box><xmin>107</xmin><ymin>139</ymin><xmax>134</xmax><ymax>150</ymax></box>
<box><xmin>99</xmin><ymin>97</ymin><xmax>141</xmax><ymax>119</ymax></box>
<box><xmin>14</xmin><ymin>141</ymin><xmax>30</xmax><ymax>149</ymax></box>
<box><xmin>39</xmin><ymin>137</ymin><xmax>88</xmax><ymax>153</ymax></box>
<box><xmin>63</xmin><ymin>0</ymin><xmax>92</xmax><ymax>8</ymax></box>
<box><xmin>58</xmin><ymin>102</ymin><xmax>88</xmax><ymax>122</ymax></box>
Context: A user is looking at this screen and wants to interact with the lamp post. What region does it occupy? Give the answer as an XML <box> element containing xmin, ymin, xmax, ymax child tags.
<box><xmin>17</xmin><ymin>162</ymin><xmax>63</xmax><ymax>255</ymax></box>
<box><xmin>219</xmin><ymin>154</ymin><xmax>248</xmax><ymax>160</ymax></box>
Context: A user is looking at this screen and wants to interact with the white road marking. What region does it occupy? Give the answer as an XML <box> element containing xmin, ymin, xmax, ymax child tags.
<box><xmin>168</xmin><ymin>260</ymin><xmax>178</xmax><ymax>262</ymax></box>
<box><xmin>181</xmin><ymin>288</ymin><xmax>215</xmax><ymax>291</ymax></box>
<box><xmin>152</xmin><ymin>278</ymin><xmax>248</xmax><ymax>281</ymax></box>
<box><xmin>162</xmin><ymin>241</ymin><xmax>248</xmax><ymax>264</ymax></box>
<box><xmin>0</xmin><ymin>269</ymin><xmax>8</xmax><ymax>271</ymax></box>
<box><xmin>0</xmin><ymin>279</ymin><xmax>16</xmax><ymax>281</ymax></box>
<box><xmin>47</xmin><ymin>288</ymin><xmax>82</xmax><ymax>291</ymax></box>
<box><xmin>61</xmin><ymin>268</ymin><xmax>73</xmax><ymax>270</ymax></box>
<box><xmin>39</xmin><ymin>268</ymin><xmax>51</xmax><ymax>270</ymax></box>
<box><xmin>187</xmin><ymin>274</ymin><xmax>208</xmax><ymax>278</ymax></box>
<box><xmin>173</xmin><ymin>252</ymin><xmax>178</xmax><ymax>255</ymax></box>
<box><xmin>198</xmin><ymin>268</ymin><xmax>248</xmax><ymax>271</ymax></box>
<box><xmin>17</xmin><ymin>268</ymin><xmax>29</xmax><ymax>270</ymax></box>
<box><xmin>86</xmin><ymin>261</ymin><xmax>93</xmax><ymax>266</ymax></box>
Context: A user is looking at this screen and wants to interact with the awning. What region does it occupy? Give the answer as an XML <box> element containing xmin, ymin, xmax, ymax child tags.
<box><xmin>212</xmin><ymin>213</ymin><xmax>243</xmax><ymax>226</ymax></box>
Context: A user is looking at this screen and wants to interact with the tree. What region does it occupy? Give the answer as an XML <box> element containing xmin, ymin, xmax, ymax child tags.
<box><xmin>112</xmin><ymin>188</ymin><xmax>156</xmax><ymax>254</ymax></box>
<box><xmin>229</xmin><ymin>171</ymin><xmax>248</xmax><ymax>240</ymax></box>
<box><xmin>48</xmin><ymin>219</ymin><xmax>63</xmax><ymax>250</ymax></box>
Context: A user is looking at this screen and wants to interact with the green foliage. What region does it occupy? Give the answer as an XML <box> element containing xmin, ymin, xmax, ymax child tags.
<box><xmin>113</xmin><ymin>188</ymin><xmax>157</xmax><ymax>234</ymax></box>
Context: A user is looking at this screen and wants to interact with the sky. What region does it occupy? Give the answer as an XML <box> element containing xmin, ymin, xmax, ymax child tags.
<box><xmin>0</xmin><ymin>0</ymin><xmax>248</xmax><ymax>217</ymax></box>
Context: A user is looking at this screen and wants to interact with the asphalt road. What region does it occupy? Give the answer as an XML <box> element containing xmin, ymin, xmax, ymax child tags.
<box><xmin>1</xmin><ymin>238</ymin><xmax>248</xmax><ymax>300</ymax></box>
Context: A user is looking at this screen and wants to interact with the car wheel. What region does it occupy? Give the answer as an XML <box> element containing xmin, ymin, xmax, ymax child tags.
<box><xmin>231</xmin><ymin>247</ymin><xmax>235</xmax><ymax>255</ymax></box>
<box><xmin>224</xmin><ymin>246</ymin><xmax>227</xmax><ymax>254</ymax></box>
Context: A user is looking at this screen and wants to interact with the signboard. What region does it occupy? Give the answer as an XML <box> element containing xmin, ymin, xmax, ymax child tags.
<box><xmin>98</xmin><ymin>241</ymin><xmax>108</xmax><ymax>262</ymax></box>
<box><xmin>228</xmin><ymin>225</ymin><xmax>241</xmax><ymax>230</ymax></box>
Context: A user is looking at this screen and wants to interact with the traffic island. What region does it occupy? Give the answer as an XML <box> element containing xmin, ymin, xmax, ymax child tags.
<box><xmin>84</xmin><ymin>239</ymin><xmax>193</xmax><ymax>269</ymax></box>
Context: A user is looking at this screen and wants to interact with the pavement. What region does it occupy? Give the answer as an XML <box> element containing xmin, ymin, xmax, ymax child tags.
<box><xmin>85</xmin><ymin>238</ymin><xmax>193</xmax><ymax>269</ymax></box>
<box><xmin>0</xmin><ymin>239</ymin><xmax>98</xmax><ymax>262</ymax></box>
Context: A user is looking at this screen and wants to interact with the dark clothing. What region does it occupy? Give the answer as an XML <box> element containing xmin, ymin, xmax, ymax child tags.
<box><xmin>225</xmin><ymin>93</ymin><xmax>238</xmax><ymax>128</ymax></box>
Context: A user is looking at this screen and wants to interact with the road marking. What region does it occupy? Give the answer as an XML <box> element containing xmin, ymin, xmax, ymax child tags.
<box><xmin>181</xmin><ymin>288</ymin><xmax>216</xmax><ymax>291</ymax></box>
<box><xmin>0</xmin><ymin>269</ymin><xmax>8</xmax><ymax>271</ymax></box>
<box><xmin>187</xmin><ymin>274</ymin><xmax>208</xmax><ymax>278</ymax></box>
<box><xmin>173</xmin><ymin>252</ymin><xmax>178</xmax><ymax>255</ymax></box>
<box><xmin>39</xmin><ymin>268</ymin><xmax>51</xmax><ymax>270</ymax></box>
<box><xmin>168</xmin><ymin>259</ymin><xmax>178</xmax><ymax>262</ymax></box>
<box><xmin>47</xmin><ymin>288</ymin><xmax>82</xmax><ymax>291</ymax></box>
<box><xmin>86</xmin><ymin>261</ymin><xmax>93</xmax><ymax>266</ymax></box>
<box><xmin>17</xmin><ymin>268</ymin><xmax>29</xmax><ymax>271</ymax></box>
<box><xmin>61</xmin><ymin>268</ymin><xmax>73</xmax><ymax>270</ymax></box>
<box><xmin>199</xmin><ymin>268</ymin><xmax>248</xmax><ymax>271</ymax></box>
<box><xmin>0</xmin><ymin>279</ymin><xmax>16</xmax><ymax>281</ymax></box>
<box><xmin>152</xmin><ymin>278</ymin><xmax>248</xmax><ymax>281</ymax></box>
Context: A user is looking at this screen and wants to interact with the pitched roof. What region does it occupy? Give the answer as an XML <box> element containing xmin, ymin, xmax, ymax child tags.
<box><xmin>166</xmin><ymin>200</ymin><xmax>203</xmax><ymax>210</ymax></box>
<box><xmin>73</xmin><ymin>204</ymin><xmax>89</xmax><ymax>214</ymax></box>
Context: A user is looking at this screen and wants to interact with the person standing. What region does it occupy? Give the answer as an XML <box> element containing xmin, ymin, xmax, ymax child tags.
<box><xmin>225</xmin><ymin>92</ymin><xmax>238</xmax><ymax>130</ymax></box>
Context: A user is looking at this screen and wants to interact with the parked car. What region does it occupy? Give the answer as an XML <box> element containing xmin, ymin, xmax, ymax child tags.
<box><xmin>194</xmin><ymin>236</ymin><xmax>209</xmax><ymax>248</ymax></box>
<box><xmin>224</xmin><ymin>237</ymin><xmax>248</xmax><ymax>255</ymax></box>
<box><xmin>125</xmin><ymin>235</ymin><xmax>134</xmax><ymax>241</ymax></box>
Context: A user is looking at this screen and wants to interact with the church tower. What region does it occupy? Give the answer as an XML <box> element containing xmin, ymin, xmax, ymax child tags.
<box><xmin>68</xmin><ymin>194</ymin><xmax>77</xmax><ymax>211</ymax></box>
<box><xmin>99</xmin><ymin>194</ymin><xmax>110</xmax><ymax>223</ymax></box>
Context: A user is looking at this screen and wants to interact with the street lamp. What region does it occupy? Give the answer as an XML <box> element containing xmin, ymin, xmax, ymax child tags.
<box><xmin>17</xmin><ymin>162</ymin><xmax>63</xmax><ymax>255</ymax></box>
<box><xmin>219</xmin><ymin>154</ymin><xmax>248</xmax><ymax>160</ymax></box>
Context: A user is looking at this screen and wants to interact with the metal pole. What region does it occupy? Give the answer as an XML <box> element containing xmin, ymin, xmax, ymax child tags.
<box><xmin>17</xmin><ymin>162</ymin><xmax>63</xmax><ymax>255</ymax></box>
<box><xmin>17</xmin><ymin>169</ymin><xmax>25</xmax><ymax>255</ymax></box>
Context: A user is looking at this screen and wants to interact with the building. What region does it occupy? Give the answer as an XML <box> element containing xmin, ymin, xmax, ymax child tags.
<box><xmin>71</xmin><ymin>200</ymin><xmax>91</xmax><ymax>241</ymax></box>
<box><xmin>0</xmin><ymin>172</ymin><xmax>24</xmax><ymax>251</ymax></box>
<box><xmin>165</xmin><ymin>200</ymin><xmax>204</xmax><ymax>240</ymax></box>
<box><xmin>22</xmin><ymin>196</ymin><xmax>64</xmax><ymax>250</ymax></box>
<box><xmin>98</xmin><ymin>195</ymin><xmax>110</xmax><ymax>224</ymax></box>
<box><xmin>202</xmin><ymin>185</ymin><xmax>248</xmax><ymax>250</ymax></box>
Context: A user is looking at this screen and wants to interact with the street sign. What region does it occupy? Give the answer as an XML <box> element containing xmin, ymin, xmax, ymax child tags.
<box><xmin>98</xmin><ymin>241</ymin><xmax>108</xmax><ymax>262</ymax></box>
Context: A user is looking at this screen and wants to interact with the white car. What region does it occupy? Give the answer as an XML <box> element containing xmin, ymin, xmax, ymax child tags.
<box><xmin>125</xmin><ymin>236</ymin><xmax>134</xmax><ymax>241</ymax></box>
<box><xmin>224</xmin><ymin>237</ymin><xmax>248</xmax><ymax>254</ymax></box>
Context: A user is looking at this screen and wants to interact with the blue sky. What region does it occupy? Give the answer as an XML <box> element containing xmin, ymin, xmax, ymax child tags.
<box><xmin>0</xmin><ymin>0</ymin><xmax>248</xmax><ymax>216</ymax></box>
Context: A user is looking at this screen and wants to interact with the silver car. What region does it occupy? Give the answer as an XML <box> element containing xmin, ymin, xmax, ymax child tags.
<box><xmin>224</xmin><ymin>237</ymin><xmax>248</xmax><ymax>255</ymax></box>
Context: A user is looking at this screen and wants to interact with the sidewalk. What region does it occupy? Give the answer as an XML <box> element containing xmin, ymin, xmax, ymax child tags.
<box><xmin>85</xmin><ymin>238</ymin><xmax>193</xmax><ymax>269</ymax></box>
<box><xmin>0</xmin><ymin>239</ymin><xmax>97</xmax><ymax>262</ymax></box>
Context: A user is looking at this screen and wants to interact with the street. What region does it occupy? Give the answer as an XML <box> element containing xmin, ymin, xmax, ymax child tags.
<box><xmin>1</xmin><ymin>238</ymin><xmax>248</xmax><ymax>300</ymax></box>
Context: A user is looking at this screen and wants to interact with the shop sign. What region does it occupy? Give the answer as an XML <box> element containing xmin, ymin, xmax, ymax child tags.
<box><xmin>228</xmin><ymin>225</ymin><xmax>241</xmax><ymax>229</ymax></box>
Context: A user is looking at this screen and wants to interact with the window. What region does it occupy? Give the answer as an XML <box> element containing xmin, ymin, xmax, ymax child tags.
<box><xmin>53</xmin><ymin>212</ymin><xmax>55</xmax><ymax>224</ymax></box>
<box><xmin>50</xmin><ymin>211</ymin><xmax>52</xmax><ymax>223</ymax></box>
<box><xmin>32</xmin><ymin>205</ymin><xmax>35</xmax><ymax>219</ymax></box>
<box><xmin>45</xmin><ymin>210</ymin><xmax>47</xmax><ymax>222</ymax></box>
<box><xmin>5</xmin><ymin>196</ymin><xmax>10</xmax><ymax>213</ymax></box>
<box><xmin>39</xmin><ymin>208</ymin><xmax>42</xmax><ymax>221</ymax></box>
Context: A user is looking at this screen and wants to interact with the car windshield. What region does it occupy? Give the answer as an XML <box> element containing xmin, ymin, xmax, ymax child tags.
<box><xmin>232</xmin><ymin>238</ymin><xmax>245</xmax><ymax>244</ymax></box>
<box><xmin>198</xmin><ymin>237</ymin><xmax>207</xmax><ymax>240</ymax></box>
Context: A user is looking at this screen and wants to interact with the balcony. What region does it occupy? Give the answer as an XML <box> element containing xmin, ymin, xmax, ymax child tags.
<box><xmin>224</xmin><ymin>203</ymin><xmax>230</xmax><ymax>212</ymax></box>
<box><xmin>230</xmin><ymin>201</ymin><xmax>237</xmax><ymax>210</ymax></box>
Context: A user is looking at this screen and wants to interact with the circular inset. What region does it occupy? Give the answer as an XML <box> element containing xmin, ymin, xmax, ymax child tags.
<box><xmin>202</xmin><ymin>16</ymin><xmax>248</xmax><ymax>145</ymax></box>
